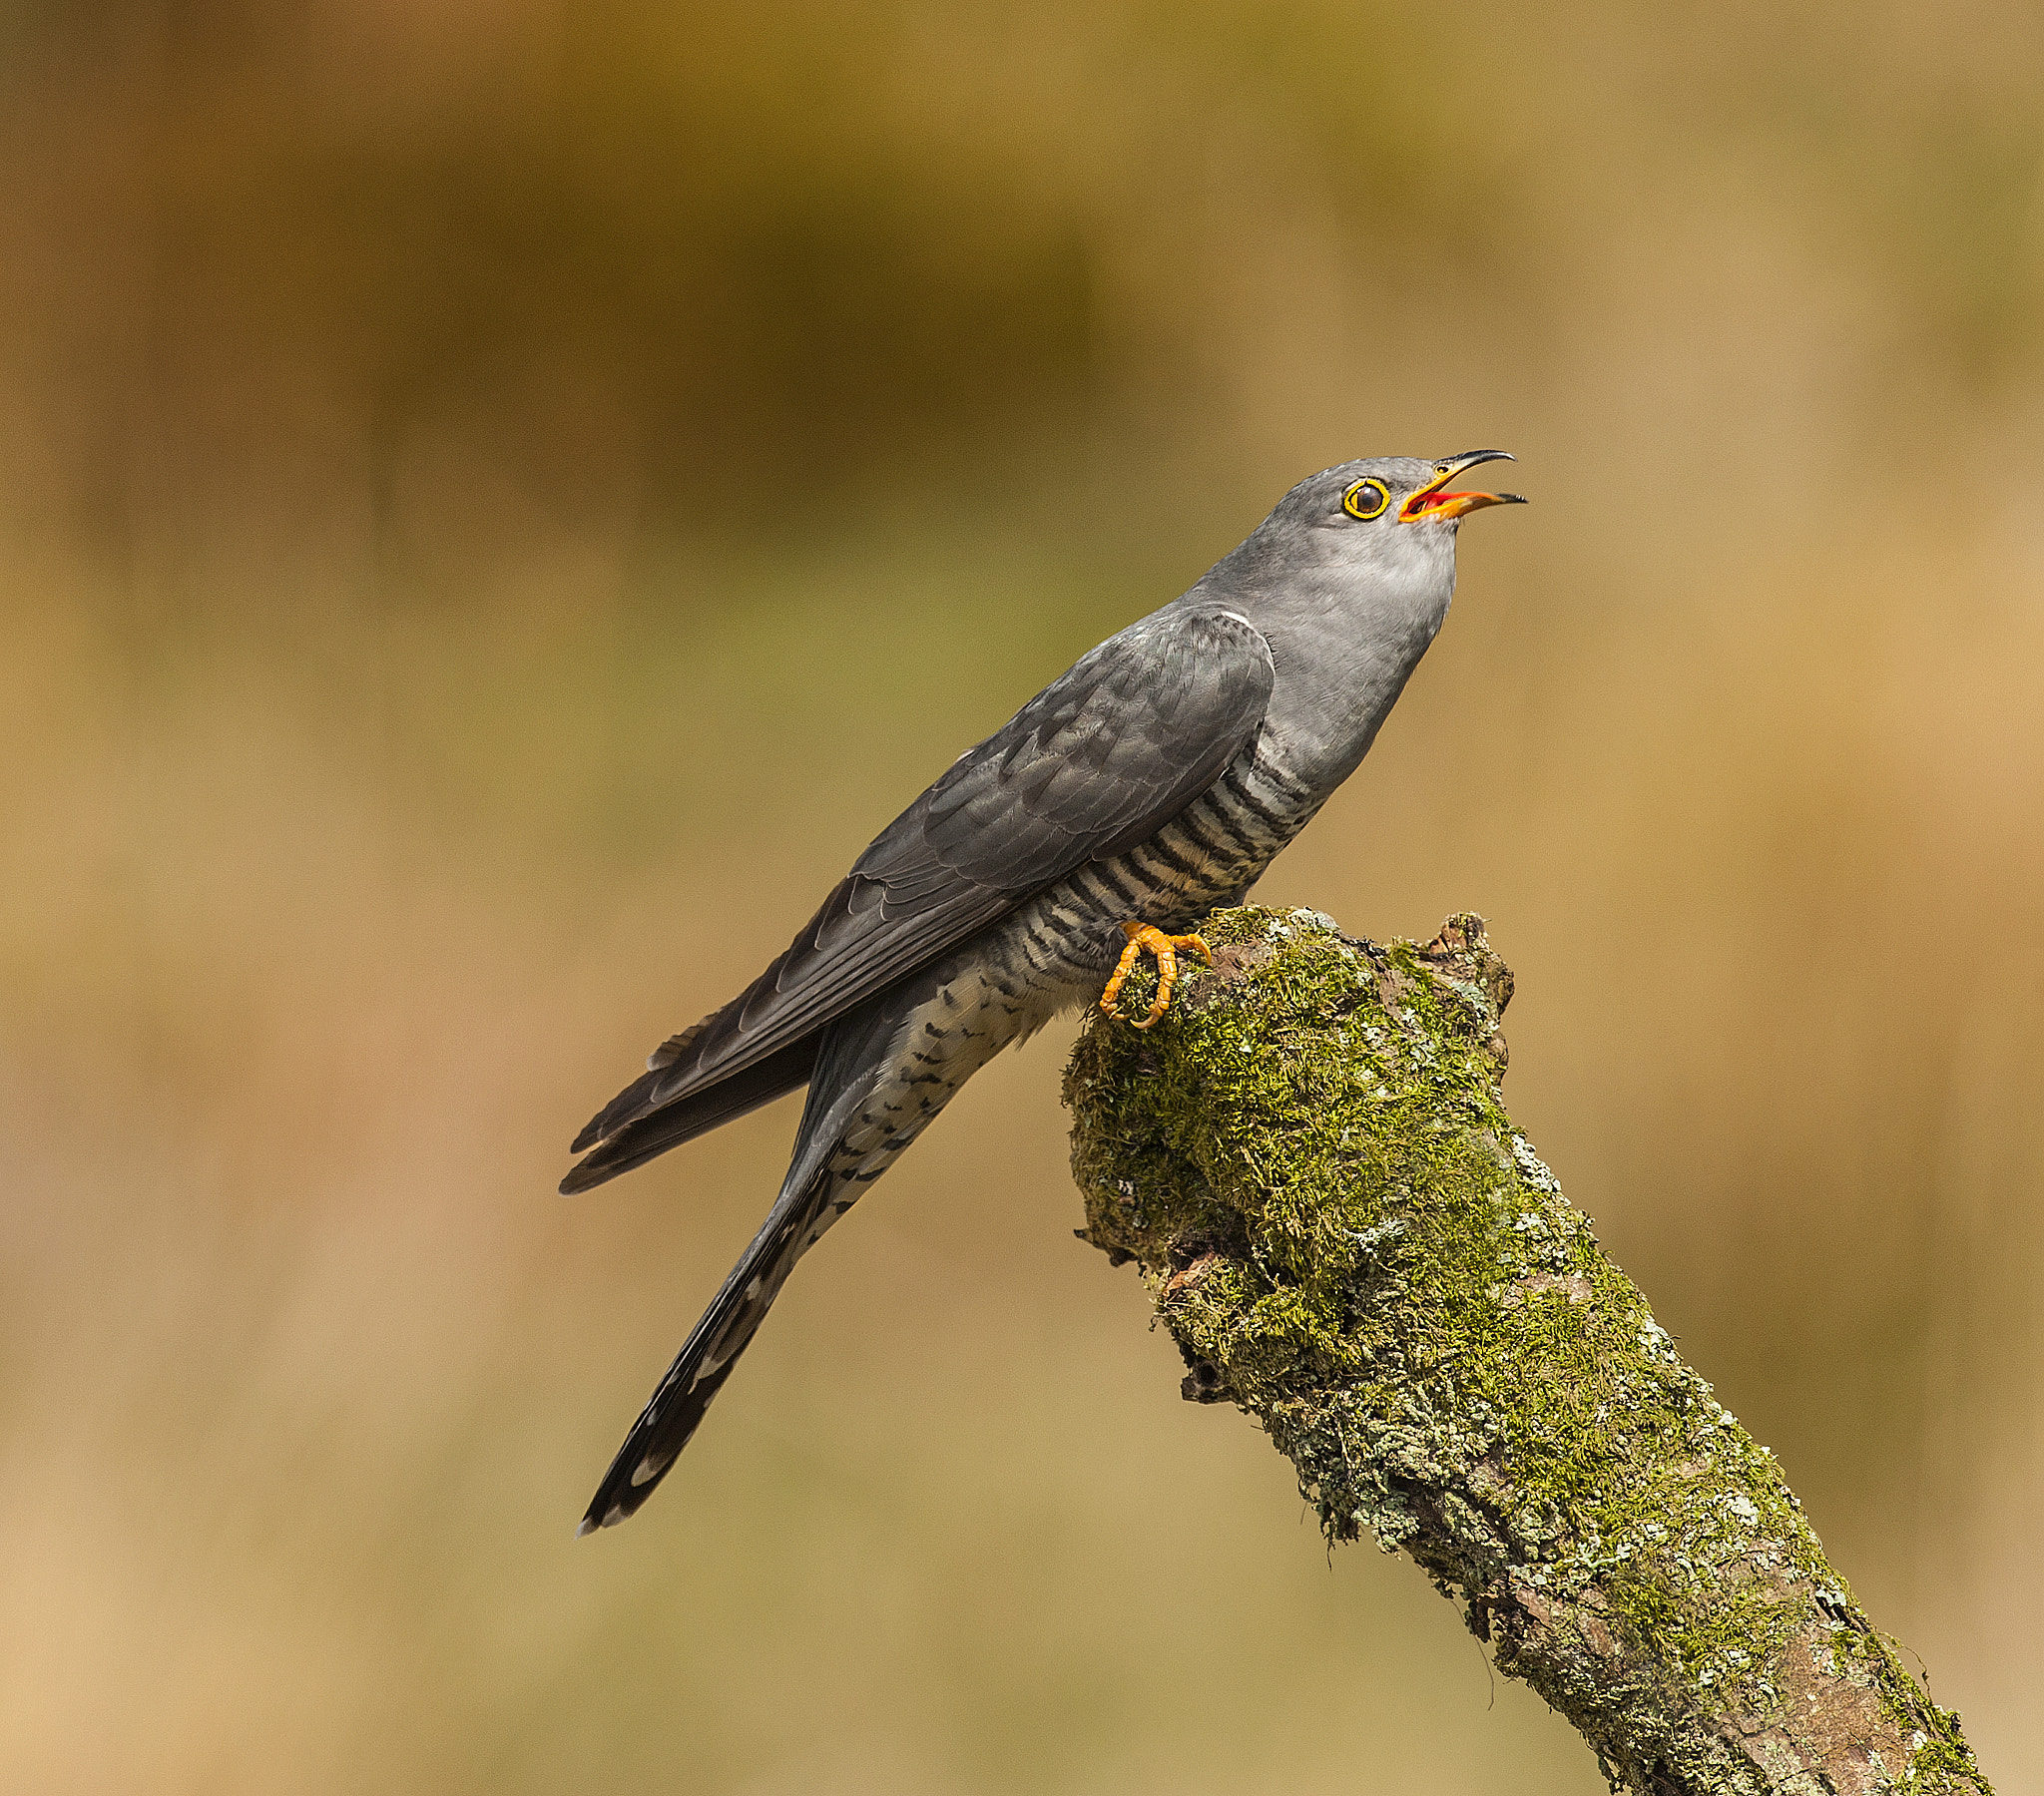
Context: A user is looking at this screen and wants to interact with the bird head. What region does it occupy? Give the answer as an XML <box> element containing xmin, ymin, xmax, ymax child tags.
<box><xmin>1193</xmin><ymin>450</ymin><xmax>1525</xmax><ymax>640</ymax></box>
<box><xmin>1225</xmin><ymin>450</ymin><xmax>1525</xmax><ymax>590</ymax></box>
<box><xmin>1340</xmin><ymin>450</ymin><xmax>1525</xmax><ymax>528</ymax></box>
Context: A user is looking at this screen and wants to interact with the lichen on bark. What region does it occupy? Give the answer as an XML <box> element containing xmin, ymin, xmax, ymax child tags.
<box><xmin>1063</xmin><ymin>906</ymin><xmax>1990</xmax><ymax>1796</ymax></box>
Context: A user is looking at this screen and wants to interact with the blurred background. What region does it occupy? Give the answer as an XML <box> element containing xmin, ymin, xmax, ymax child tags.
<box><xmin>3</xmin><ymin>1</ymin><xmax>2041</xmax><ymax>1790</ymax></box>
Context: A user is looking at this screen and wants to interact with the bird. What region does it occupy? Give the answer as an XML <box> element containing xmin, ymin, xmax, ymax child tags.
<box><xmin>564</xmin><ymin>450</ymin><xmax>1525</xmax><ymax>1533</ymax></box>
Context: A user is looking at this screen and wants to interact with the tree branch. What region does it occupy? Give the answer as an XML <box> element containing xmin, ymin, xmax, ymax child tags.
<box><xmin>1063</xmin><ymin>906</ymin><xmax>1991</xmax><ymax>1796</ymax></box>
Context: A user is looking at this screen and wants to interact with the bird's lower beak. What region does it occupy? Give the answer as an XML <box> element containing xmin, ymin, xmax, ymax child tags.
<box><xmin>1397</xmin><ymin>449</ymin><xmax>1527</xmax><ymax>524</ymax></box>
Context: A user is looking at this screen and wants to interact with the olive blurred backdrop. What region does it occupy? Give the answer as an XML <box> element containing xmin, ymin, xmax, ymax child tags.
<box><xmin>3</xmin><ymin>2</ymin><xmax>2042</xmax><ymax>1791</ymax></box>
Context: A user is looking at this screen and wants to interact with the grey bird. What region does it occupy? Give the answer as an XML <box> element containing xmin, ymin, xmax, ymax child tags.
<box><xmin>564</xmin><ymin>451</ymin><xmax>1524</xmax><ymax>1533</ymax></box>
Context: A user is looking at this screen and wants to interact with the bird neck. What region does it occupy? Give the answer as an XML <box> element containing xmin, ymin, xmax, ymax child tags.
<box><xmin>1198</xmin><ymin>548</ymin><xmax>1457</xmax><ymax>789</ymax></box>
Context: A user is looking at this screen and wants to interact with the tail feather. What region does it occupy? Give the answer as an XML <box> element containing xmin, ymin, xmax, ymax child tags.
<box><xmin>576</xmin><ymin>987</ymin><xmax>904</xmax><ymax>1532</ymax></box>
<box><xmin>578</xmin><ymin>1163</ymin><xmax>836</xmax><ymax>1532</ymax></box>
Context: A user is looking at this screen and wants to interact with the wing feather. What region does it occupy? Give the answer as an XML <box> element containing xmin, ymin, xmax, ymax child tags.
<box><xmin>564</xmin><ymin>606</ymin><xmax>1274</xmax><ymax>1181</ymax></box>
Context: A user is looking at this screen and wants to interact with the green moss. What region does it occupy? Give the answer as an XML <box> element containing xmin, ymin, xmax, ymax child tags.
<box><xmin>1064</xmin><ymin>907</ymin><xmax>1992</xmax><ymax>1795</ymax></box>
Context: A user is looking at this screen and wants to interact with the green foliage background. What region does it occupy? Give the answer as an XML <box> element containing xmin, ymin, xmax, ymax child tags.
<box><xmin>2</xmin><ymin>2</ymin><xmax>2041</xmax><ymax>1789</ymax></box>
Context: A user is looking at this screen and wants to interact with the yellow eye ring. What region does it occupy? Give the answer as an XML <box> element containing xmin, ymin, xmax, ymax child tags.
<box><xmin>1343</xmin><ymin>478</ymin><xmax>1391</xmax><ymax>521</ymax></box>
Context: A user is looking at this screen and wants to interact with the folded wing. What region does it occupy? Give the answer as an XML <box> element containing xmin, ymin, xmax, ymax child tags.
<box><xmin>562</xmin><ymin>605</ymin><xmax>1275</xmax><ymax>1190</ymax></box>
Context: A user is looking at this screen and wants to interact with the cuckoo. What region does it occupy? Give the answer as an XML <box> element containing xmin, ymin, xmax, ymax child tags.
<box><xmin>564</xmin><ymin>451</ymin><xmax>1525</xmax><ymax>1532</ymax></box>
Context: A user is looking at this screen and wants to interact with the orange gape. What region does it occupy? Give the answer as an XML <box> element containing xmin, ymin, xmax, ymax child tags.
<box><xmin>1098</xmin><ymin>921</ymin><xmax>1214</xmax><ymax>1029</ymax></box>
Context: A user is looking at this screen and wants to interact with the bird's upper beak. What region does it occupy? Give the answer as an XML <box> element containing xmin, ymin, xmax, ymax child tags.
<box><xmin>1397</xmin><ymin>449</ymin><xmax>1527</xmax><ymax>524</ymax></box>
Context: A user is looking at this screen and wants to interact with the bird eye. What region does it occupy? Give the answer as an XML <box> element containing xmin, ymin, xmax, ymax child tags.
<box><xmin>1343</xmin><ymin>478</ymin><xmax>1391</xmax><ymax>521</ymax></box>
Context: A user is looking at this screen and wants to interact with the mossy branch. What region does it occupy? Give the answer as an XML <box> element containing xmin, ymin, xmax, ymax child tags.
<box><xmin>1063</xmin><ymin>907</ymin><xmax>1991</xmax><ymax>1796</ymax></box>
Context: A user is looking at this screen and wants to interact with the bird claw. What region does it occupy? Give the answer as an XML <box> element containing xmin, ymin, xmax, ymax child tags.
<box><xmin>1099</xmin><ymin>922</ymin><xmax>1213</xmax><ymax>1029</ymax></box>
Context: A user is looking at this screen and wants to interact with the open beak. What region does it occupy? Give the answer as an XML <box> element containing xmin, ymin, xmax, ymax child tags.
<box><xmin>1397</xmin><ymin>449</ymin><xmax>1527</xmax><ymax>524</ymax></box>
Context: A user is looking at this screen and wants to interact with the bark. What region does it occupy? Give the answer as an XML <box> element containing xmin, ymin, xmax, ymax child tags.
<box><xmin>1063</xmin><ymin>906</ymin><xmax>1991</xmax><ymax>1796</ymax></box>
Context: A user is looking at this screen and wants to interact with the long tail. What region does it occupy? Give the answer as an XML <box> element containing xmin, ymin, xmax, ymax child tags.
<box><xmin>578</xmin><ymin>1159</ymin><xmax>837</xmax><ymax>1533</ymax></box>
<box><xmin>577</xmin><ymin>999</ymin><xmax>901</xmax><ymax>1532</ymax></box>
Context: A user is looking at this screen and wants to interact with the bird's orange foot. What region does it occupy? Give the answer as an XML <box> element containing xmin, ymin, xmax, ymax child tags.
<box><xmin>1099</xmin><ymin>922</ymin><xmax>1213</xmax><ymax>1029</ymax></box>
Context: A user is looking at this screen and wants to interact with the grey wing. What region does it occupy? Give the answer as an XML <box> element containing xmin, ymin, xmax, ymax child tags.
<box><xmin>562</xmin><ymin>605</ymin><xmax>1275</xmax><ymax>1188</ymax></box>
